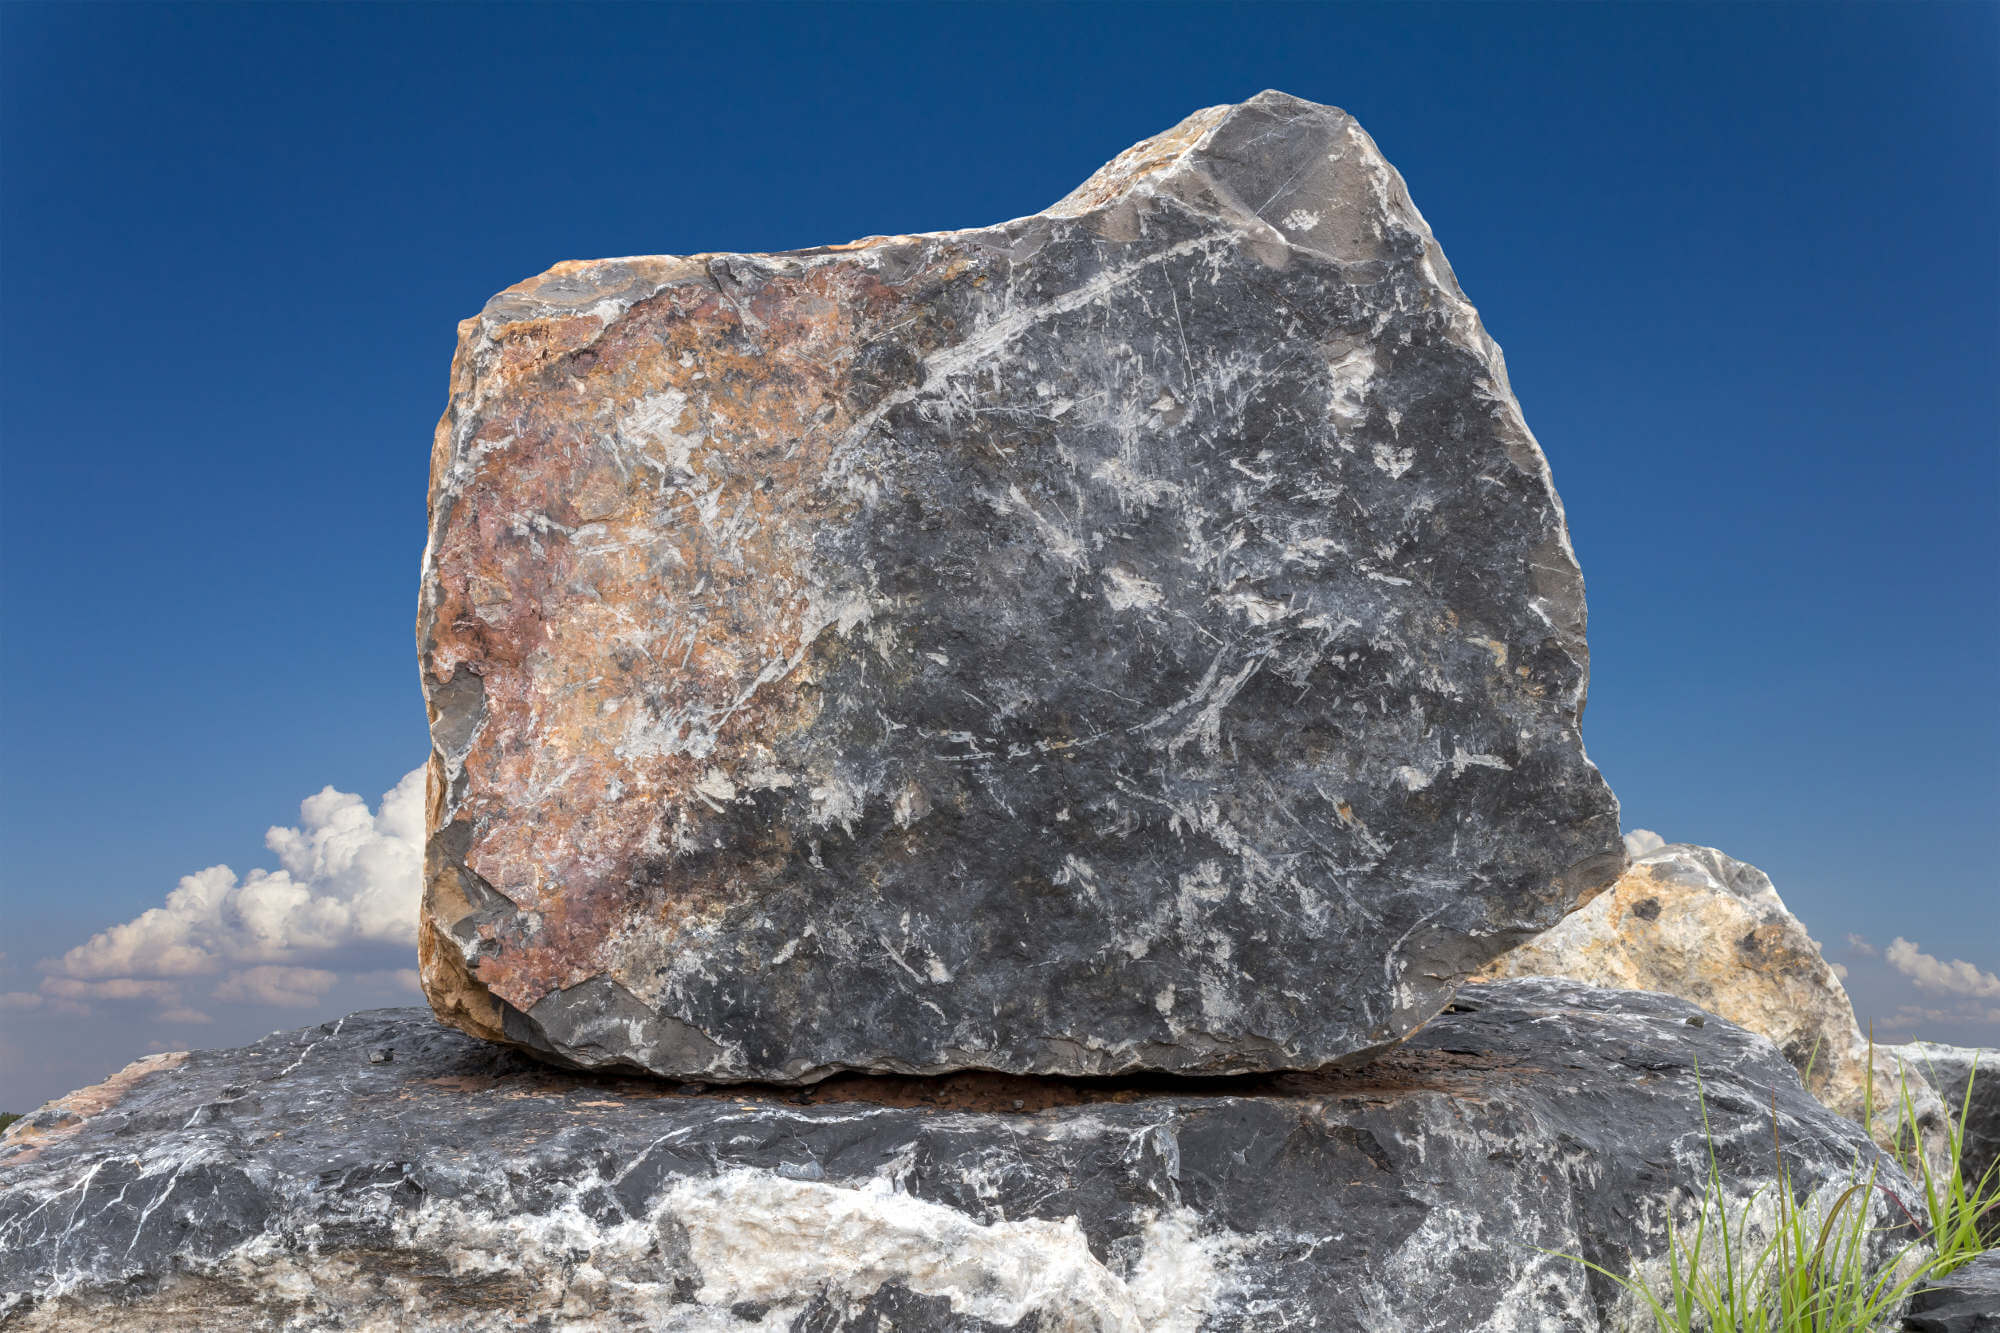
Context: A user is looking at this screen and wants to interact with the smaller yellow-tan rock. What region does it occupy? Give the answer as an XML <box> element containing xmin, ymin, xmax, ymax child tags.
<box><xmin>1479</xmin><ymin>840</ymin><xmax>1950</xmax><ymax>1170</ymax></box>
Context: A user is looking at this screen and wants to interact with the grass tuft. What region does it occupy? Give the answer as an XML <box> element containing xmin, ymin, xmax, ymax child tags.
<box><xmin>1548</xmin><ymin>1055</ymin><xmax>1995</xmax><ymax>1332</ymax></box>
<box><xmin>1874</xmin><ymin>1041</ymin><xmax>1999</xmax><ymax>1279</ymax></box>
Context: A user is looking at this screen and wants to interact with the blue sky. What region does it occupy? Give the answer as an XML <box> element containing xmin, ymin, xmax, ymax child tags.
<box><xmin>2</xmin><ymin>2</ymin><xmax>1993</xmax><ymax>1112</ymax></box>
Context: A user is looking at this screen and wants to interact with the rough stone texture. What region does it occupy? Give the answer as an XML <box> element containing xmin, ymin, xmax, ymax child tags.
<box><xmin>1891</xmin><ymin>1042</ymin><xmax>2000</xmax><ymax>1193</ymax></box>
<box><xmin>1478</xmin><ymin>840</ymin><xmax>1952</xmax><ymax>1170</ymax></box>
<box><xmin>416</xmin><ymin>90</ymin><xmax>1623</xmax><ymax>1082</ymax></box>
<box><xmin>0</xmin><ymin>981</ymin><xmax>1920</xmax><ymax>1331</ymax></box>
<box><xmin>1907</xmin><ymin>1250</ymin><xmax>2000</xmax><ymax>1333</ymax></box>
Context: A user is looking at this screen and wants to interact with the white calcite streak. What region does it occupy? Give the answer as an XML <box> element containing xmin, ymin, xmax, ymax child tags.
<box><xmin>666</xmin><ymin>1171</ymin><xmax>1226</xmax><ymax>1332</ymax></box>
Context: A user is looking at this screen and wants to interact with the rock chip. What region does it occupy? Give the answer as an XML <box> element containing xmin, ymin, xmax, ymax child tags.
<box><xmin>1907</xmin><ymin>1250</ymin><xmax>2000</xmax><ymax>1333</ymax></box>
<box><xmin>416</xmin><ymin>90</ymin><xmax>1622</xmax><ymax>1082</ymax></box>
<box><xmin>1479</xmin><ymin>840</ymin><xmax>1952</xmax><ymax>1169</ymax></box>
<box><xmin>1891</xmin><ymin>1041</ymin><xmax>2000</xmax><ymax>1192</ymax></box>
<box><xmin>0</xmin><ymin>981</ymin><xmax>1917</xmax><ymax>1331</ymax></box>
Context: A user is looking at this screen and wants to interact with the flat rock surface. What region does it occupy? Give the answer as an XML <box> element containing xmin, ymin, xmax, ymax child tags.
<box><xmin>1481</xmin><ymin>841</ymin><xmax>1952</xmax><ymax>1168</ymax></box>
<box><xmin>417</xmin><ymin>89</ymin><xmax>1621</xmax><ymax>1082</ymax></box>
<box><xmin>0</xmin><ymin>980</ymin><xmax>1916</xmax><ymax>1332</ymax></box>
<box><xmin>1907</xmin><ymin>1250</ymin><xmax>2000</xmax><ymax>1333</ymax></box>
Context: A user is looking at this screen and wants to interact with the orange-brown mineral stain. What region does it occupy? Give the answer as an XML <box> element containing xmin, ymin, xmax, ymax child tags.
<box><xmin>423</xmin><ymin>247</ymin><xmax>977</xmax><ymax>1015</ymax></box>
<box><xmin>0</xmin><ymin>1050</ymin><xmax>189</xmax><ymax>1167</ymax></box>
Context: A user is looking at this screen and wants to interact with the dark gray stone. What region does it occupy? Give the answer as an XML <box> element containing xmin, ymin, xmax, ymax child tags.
<box><xmin>1</xmin><ymin>981</ymin><xmax>1919</xmax><ymax>1330</ymax></box>
<box><xmin>416</xmin><ymin>90</ymin><xmax>1623</xmax><ymax>1082</ymax></box>
<box><xmin>1907</xmin><ymin>1250</ymin><xmax>2000</xmax><ymax>1332</ymax></box>
<box><xmin>1891</xmin><ymin>1042</ymin><xmax>2000</xmax><ymax>1194</ymax></box>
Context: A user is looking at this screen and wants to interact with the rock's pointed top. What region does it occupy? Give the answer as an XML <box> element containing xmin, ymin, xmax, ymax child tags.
<box><xmin>1049</xmin><ymin>91</ymin><xmax>1345</xmax><ymax>209</ymax></box>
<box><xmin>482</xmin><ymin>93</ymin><xmax>1467</xmax><ymax>339</ymax></box>
<box><xmin>1046</xmin><ymin>91</ymin><xmax>1437</xmax><ymax>272</ymax></box>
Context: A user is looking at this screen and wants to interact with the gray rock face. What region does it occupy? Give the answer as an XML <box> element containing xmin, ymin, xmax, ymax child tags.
<box><xmin>417</xmin><ymin>90</ymin><xmax>1623</xmax><ymax>1082</ymax></box>
<box><xmin>1907</xmin><ymin>1250</ymin><xmax>2000</xmax><ymax>1333</ymax></box>
<box><xmin>0</xmin><ymin>981</ymin><xmax>1919</xmax><ymax>1331</ymax></box>
<box><xmin>1892</xmin><ymin>1042</ymin><xmax>2000</xmax><ymax>1192</ymax></box>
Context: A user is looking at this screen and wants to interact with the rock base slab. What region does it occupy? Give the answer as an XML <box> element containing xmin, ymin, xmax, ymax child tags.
<box><xmin>1907</xmin><ymin>1250</ymin><xmax>2000</xmax><ymax>1333</ymax></box>
<box><xmin>1</xmin><ymin>980</ymin><xmax>1915</xmax><ymax>1332</ymax></box>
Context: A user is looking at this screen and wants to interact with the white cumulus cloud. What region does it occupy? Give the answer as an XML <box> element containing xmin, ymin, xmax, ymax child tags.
<box><xmin>1623</xmin><ymin>829</ymin><xmax>1665</xmax><ymax>858</ymax></box>
<box><xmin>1885</xmin><ymin>937</ymin><xmax>2000</xmax><ymax>1000</ymax></box>
<box><xmin>26</xmin><ymin>767</ymin><xmax>426</xmax><ymax>1021</ymax></box>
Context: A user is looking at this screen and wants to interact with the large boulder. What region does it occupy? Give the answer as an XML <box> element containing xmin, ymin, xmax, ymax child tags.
<box><xmin>0</xmin><ymin>981</ymin><xmax>1919</xmax><ymax>1331</ymax></box>
<box><xmin>416</xmin><ymin>90</ymin><xmax>1623</xmax><ymax>1082</ymax></box>
<box><xmin>1890</xmin><ymin>1042</ymin><xmax>2000</xmax><ymax>1193</ymax></box>
<box><xmin>1478</xmin><ymin>839</ymin><xmax>1952</xmax><ymax>1170</ymax></box>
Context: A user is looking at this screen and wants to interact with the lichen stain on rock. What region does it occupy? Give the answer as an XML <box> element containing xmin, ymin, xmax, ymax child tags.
<box><xmin>423</xmin><ymin>259</ymin><xmax>967</xmax><ymax>1015</ymax></box>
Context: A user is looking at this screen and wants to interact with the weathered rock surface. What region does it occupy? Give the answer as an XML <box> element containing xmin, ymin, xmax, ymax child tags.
<box><xmin>1891</xmin><ymin>1042</ymin><xmax>2000</xmax><ymax>1192</ymax></box>
<box><xmin>1907</xmin><ymin>1250</ymin><xmax>2000</xmax><ymax>1333</ymax></box>
<box><xmin>416</xmin><ymin>90</ymin><xmax>1623</xmax><ymax>1082</ymax></box>
<box><xmin>1479</xmin><ymin>840</ymin><xmax>1952</xmax><ymax>1168</ymax></box>
<box><xmin>0</xmin><ymin>981</ymin><xmax>1919</xmax><ymax>1331</ymax></box>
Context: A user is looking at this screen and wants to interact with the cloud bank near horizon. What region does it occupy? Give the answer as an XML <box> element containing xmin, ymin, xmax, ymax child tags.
<box><xmin>1883</xmin><ymin>936</ymin><xmax>2000</xmax><ymax>1002</ymax></box>
<box><xmin>1</xmin><ymin>767</ymin><xmax>428</xmax><ymax>1024</ymax></box>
